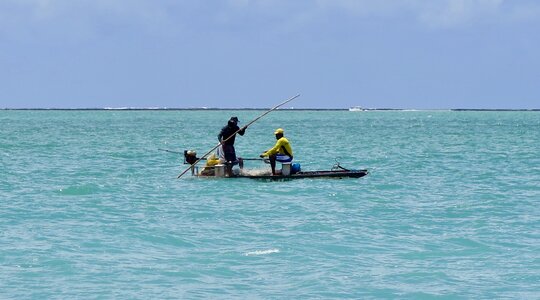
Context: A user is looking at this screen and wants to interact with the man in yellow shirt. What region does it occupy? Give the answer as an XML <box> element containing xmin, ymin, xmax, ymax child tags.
<box><xmin>260</xmin><ymin>128</ymin><xmax>293</xmax><ymax>175</ymax></box>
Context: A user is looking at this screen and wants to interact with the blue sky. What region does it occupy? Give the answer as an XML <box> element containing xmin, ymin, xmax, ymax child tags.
<box><xmin>1</xmin><ymin>0</ymin><xmax>539</xmax><ymax>109</ymax></box>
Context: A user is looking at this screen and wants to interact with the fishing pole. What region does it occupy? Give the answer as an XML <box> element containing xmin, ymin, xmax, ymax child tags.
<box><xmin>158</xmin><ymin>148</ymin><xmax>182</xmax><ymax>154</ymax></box>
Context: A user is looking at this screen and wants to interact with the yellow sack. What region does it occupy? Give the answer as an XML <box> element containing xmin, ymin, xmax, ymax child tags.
<box><xmin>201</xmin><ymin>153</ymin><xmax>220</xmax><ymax>175</ymax></box>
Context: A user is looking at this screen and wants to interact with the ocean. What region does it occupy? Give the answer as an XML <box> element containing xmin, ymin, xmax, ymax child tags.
<box><xmin>1</xmin><ymin>109</ymin><xmax>539</xmax><ymax>299</ymax></box>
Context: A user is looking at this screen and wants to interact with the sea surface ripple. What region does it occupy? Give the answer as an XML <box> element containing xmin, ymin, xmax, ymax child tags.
<box><xmin>1</xmin><ymin>110</ymin><xmax>539</xmax><ymax>299</ymax></box>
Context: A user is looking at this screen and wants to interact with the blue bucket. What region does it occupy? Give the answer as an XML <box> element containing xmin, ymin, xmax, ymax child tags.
<box><xmin>291</xmin><ymin>163</ymin><xmax>301</xmax><ymax>174</ymax></box>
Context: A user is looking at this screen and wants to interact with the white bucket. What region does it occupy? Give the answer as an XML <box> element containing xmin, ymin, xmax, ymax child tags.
<box><xmin>281</xmin><ymin>162</ymin><xmax>291</xmax><ymax>176</ymax></box>
<box><xmin>214</xmin><ymin>164</ymin><xmax>226</xmax><ymax>177</ymax></box>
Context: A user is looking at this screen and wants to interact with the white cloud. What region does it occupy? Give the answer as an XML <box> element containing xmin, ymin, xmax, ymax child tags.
<box><xmin>236</xmin><ymin>0</ymin><xmax>540</xmax><ymax>28</ymax></box>
<box><xmin>506</xmin><ymin>1</ymin><xmax>540</xmax><ymax>22</ymax></box>
<box><xmin>312</xmin><ymin>0</ymin><xmax>506</xmax><ymax>28</ymax></box>
<box><xmin>0</xmin><ymin>0</ymin><xmax>178</xmax><ymax>41</ymax></box>
<box><xmin>316</xmin><ymin>0</ymin><xmax>410</xmax><ymax>16</ymax></box>
<box><xmin>2</xmin><ymin>0</ymin><xmax>540</xmax><ymax>41</ymax></box>
<box><xmin>414</xmin><ymin>0</ymin><xmax>504</xmax><ymax>28</ymax></box>
<box><xmin>220</xmin><ymin>0</ymin><xmax>540</xmax><ymax>30</ymax></box>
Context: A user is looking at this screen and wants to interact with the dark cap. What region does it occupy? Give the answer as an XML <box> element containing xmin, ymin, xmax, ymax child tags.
<box><xmin>229</xmin><ymin>117</ymin><xmax>239</xmax><ymax>123</ymax></box>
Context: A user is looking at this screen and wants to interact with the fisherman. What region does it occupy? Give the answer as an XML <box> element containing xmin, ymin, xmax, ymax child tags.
<box><xmin>259</xmin><ymin>128</ymin><xmax>293</xmax><ymax>175</ymax></box>
<box><xmin>218</xmin><ymin>116</ymin><xmax>247</xmax><ymax>176</ymax></box>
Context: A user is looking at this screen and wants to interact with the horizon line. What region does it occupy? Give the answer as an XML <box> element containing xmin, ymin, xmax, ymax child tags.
<box><xmin>2</xmin><ymin>107</ymin><xmax>540</xmax><ymax>112</ymax></box>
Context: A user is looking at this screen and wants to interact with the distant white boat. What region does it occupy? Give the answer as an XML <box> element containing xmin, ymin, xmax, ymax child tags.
<box><xmin>349</xmin><ymin>106</ymin><xmax>365</xmax><ymax>111</ymax></box>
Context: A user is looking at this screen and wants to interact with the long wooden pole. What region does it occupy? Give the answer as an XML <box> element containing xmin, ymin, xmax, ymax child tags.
<box><xmin>177</xmin><ymin>94</ymin><xmax>300</xmax><ymax>178</ymax></box>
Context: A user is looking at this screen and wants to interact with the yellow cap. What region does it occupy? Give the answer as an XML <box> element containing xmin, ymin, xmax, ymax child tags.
<box><xmin>274</xmin><ymin>128</ymin><xmax>284</xmax><ymax>135</ymax></box>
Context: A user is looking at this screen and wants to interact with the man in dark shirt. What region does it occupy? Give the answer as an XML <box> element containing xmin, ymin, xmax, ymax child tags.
<box><xmin>218</xmin><ymin>117</ymin><xmax>247</xmax><ymax>175</ymax></box>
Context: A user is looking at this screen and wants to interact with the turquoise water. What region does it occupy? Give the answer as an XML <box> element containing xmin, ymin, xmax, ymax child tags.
<box><xmin>1</xmin><ymin>110</ymin><xmax>539</xmax><ymax>299</ymax></box>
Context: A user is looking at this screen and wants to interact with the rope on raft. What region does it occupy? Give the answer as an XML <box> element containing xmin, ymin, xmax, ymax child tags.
<box><xmin>332</xmin><ymin>159</ymin><xmax>350</xmax><ymax>171</ymax></box>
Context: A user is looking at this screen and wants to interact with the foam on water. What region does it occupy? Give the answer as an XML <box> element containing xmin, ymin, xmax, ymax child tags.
<box><xmin>244</xmin><ymin>248</ymin><xmax>280</xmax><ymax>256</ymax></box>
<box><xmin>239</xmin><ymin>167</ymin><xmax>272</xmax><ymax>176</ymax></box>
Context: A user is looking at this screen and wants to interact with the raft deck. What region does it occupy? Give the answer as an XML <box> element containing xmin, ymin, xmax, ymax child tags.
<box><xmin>232</xmin><ymin>169</ymin><xmax>368</xmax><ymax>180</ymax></box>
